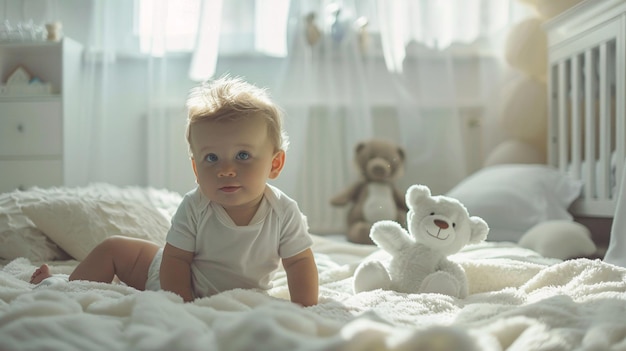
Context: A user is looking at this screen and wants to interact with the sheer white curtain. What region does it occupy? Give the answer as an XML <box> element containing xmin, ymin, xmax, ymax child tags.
<box><xmin>70</xmin><ymin>0</ymin><xmax>121</xmax><ymax>185</ymax></box>
<box><xmin>377</xmin><ymin>0</ymin><xmax>516</xmax><ymax>72</ymax></box>
<box><xmin>47</xmin><ymin>0</ymin><xmax>528</xmax><ymax>234</ymax></box>
<box><xmin>272</xmin><ymin>0</ymin><xmax>528</xmax><ymax>232</ymax></box>
<box><xmin>57</xmin><ymin>0</ymin><xmax>198</xmax><ymax>187</ymax></box>
<box><xmin>59</xmin><ymin>0</ymin><xmax>288</xmax><ymax>189</ymax></box>
<box><xmin>272</xmin><ymin>0</ymin><xmax>378</xmax><ymax>233</ymax></box>
<box><xmin>188</xmin><ymin>0</ymin><xmax>222</xmax><ymax>81</ymax></box>
<box><xmin>375</xmin><ymin>0</ymin><xmax>527</xmax><ymax>194</ymax></box>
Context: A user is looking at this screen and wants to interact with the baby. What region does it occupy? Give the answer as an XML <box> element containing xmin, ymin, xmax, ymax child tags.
<box><xmin>31</xmin><ymin>76</ymin><xmax>319</xmax><ymax>306</ymax></box>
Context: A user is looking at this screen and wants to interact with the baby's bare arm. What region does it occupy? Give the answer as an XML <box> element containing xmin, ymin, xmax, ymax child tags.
<box><xmin>282</xmin><ymin>248</ymin><xmax>319</xmax><ymax>306</ymax></box>
<box><xmin>160</xmin><ymin>243</ymin><xmax>195</xmax><ymax>302</ymax></box>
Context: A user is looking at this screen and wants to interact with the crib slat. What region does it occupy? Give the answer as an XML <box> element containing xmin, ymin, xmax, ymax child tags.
<box><xmin>598</xmin><ymin>43</ymin><xmax>611</xmax><ymax>200</ymax></box>
<box><xmin>571</xmin><ymin>55</ymin><xmax>582</xmax><ymax>180</ymax></box>
<box><xmin>616</xmin><ymin>35</ymin><xmax>625</xmax><ymax>199</ymax></box>
<box><xmin>584</xmin><ymin>49</ymin><xmax>596</xmax><ymax>199</ymax></box>
<box><xmin>558</xmin><ymin>61</ymin><xmax>569</xmax><ymax>173</ymax></box>
<box><xmin>548</xmin><ymin>65</ymin><xmax>557</xmax><ymax>167</ymax></box>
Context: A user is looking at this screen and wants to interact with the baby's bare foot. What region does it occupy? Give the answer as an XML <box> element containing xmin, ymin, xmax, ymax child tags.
<box><xmin>30</xmin><ymin>264</ymin><xmax>51</xmax><ymax>284</ymax></box>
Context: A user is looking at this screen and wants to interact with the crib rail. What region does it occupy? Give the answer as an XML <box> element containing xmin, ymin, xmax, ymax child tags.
<box><xmin>546</xmin><ymin>1</ymin><xmax>625</xmax><ymax>217</ymax></box>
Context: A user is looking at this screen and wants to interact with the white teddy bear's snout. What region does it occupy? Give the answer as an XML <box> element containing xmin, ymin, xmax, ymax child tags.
<box><xmin>421</xmin><ymin>215</ymin><xmax>455</xmax><ymax>241</ymax></box>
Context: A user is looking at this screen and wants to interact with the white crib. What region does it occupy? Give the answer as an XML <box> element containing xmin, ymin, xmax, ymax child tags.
<box><xmin>545</xmin><ymin>0</ymin><xmax>626</xmax><ymax>218</ymax></box>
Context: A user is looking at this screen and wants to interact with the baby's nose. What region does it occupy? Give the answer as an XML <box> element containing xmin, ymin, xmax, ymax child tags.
<box><xmin>218</xmin><ymin>163</ymin><xmax>236</xmax><ymax>177</ymax></box>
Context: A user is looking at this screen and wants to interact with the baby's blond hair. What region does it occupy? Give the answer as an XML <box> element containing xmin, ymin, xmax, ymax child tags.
<box><xmin>185</xmin><ymin>76</ymin><xmax>289</xmax><ymax>156</ymax></box>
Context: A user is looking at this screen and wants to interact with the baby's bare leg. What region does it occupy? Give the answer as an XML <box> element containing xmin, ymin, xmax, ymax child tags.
<box><xmin>69</xmin><ymin>235</ymin><xmax>160</xmax><ymax>290</ymax></box>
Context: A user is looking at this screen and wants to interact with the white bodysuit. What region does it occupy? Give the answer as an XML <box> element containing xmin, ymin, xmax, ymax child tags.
<box><xmin>165</xmin><ymin>184</ymin><xmax>313</xmax><ymax>298</ymax></box>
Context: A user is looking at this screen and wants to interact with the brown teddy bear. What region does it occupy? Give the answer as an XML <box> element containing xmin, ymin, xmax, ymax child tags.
<box><xmin>331</xmin><ymin>139</ymin><xmax>408</xmax><ymax>244</ymax></box>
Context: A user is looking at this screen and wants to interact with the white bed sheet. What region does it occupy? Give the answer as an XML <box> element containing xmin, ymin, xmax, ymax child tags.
<box><xmin>1</xmin><ymin>235</ymin><xmax>625</xmax><ymax>350</ymax></box>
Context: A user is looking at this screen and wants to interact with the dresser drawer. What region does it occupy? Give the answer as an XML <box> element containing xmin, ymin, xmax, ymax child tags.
<box><xmin>0</xmin><ymin>101</ymin><xmax>62</xmax><ymax>156</ymax></box>
<box><xmin>0</xmin><ymin>160</ymin><xmax>63</xmax><ymax>193</ymax></box>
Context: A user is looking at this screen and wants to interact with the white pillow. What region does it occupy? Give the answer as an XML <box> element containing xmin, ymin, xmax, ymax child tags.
<box><xmin>0</xmin><ymin>226</ymin><xmax>70</xmax><ymax>262</ymax></box>
<box><xmin>0</xmin><ymin>183</ymin><xmax>182</xmax><ymax>262</ymax></box>
<box><xmin>446</xmin><ymin>164</ymin><xmax>583</xmax><ymax>242</ymax></box>
<box><xmin>0</xmin><ymin>191</ymin><xmax>69</xmax><ymax>261</ymax></box>
<box><xmin>22</xmin><ymin>196</ymin><xmax>171</xmax><ymax>261</ymax></box>
<box><xmin>518</xmin><ymin>220</ymin><xmax>596</xmax><ymax>260</ymax></box>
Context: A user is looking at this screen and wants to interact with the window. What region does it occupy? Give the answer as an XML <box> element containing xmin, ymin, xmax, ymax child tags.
<box><xmin>135</xmin><ymin>0</ymin><xmax>201</xmax><ymax>56</ymax></box>
<box><xmin>135</xmin><ymin>0</ymin><xmax>288</xmax><ymax>57</ymax></box>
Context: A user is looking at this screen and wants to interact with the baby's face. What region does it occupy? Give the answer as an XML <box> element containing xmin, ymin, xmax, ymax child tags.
<box><xmin>189</xmin><ymin>116</ymin><xmax>283</xmax><ymax>215</ymax></box>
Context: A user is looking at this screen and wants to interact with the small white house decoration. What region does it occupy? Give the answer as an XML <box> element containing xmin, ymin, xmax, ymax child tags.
<box><xmin>7</xmin><ymin>66</ymin><xmax>30</xmax><ymax>84</ymax></box>
<box><xmin>2</xmin><ymin>65</ymin><xmax>53</xmax><ymax>96</ymax></box>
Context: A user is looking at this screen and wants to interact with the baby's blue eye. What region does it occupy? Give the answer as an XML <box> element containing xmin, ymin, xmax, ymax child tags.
<box><xmin>204</xmin><ymin>153</ymin><xmax>218</xmax><ymax>162</ymax></box>
<box><xmin>236</xmin><ymin>151</ymin><xmax>250</xmax><ymax>160</ymax></box>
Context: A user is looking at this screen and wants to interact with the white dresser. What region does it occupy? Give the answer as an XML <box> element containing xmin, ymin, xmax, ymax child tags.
<box><xmin>0</xmin><ymin>38</ymin><xmax>82</xmax><ymax>192</ymax></box>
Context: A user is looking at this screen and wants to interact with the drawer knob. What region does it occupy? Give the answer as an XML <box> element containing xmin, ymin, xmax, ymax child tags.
<box><xmin>17</xmin><ymin>123</ymin><xmax>24</xmax><ymax>133</ymax></box>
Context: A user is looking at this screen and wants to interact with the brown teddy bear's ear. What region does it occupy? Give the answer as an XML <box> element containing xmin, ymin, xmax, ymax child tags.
<box><xmin>397</xmin><ymin>147</ymin><xmax>405</xmax><ymax>162</ymax></box>
<box><xmin>469</xmin><ymin>216</ymin><xmax>489</xmax><ymax>244</ymax></box>
<box><xmin>355</xmin><ymin>142</ymin><xmax>366</xmax><ymax>155</ymax></box>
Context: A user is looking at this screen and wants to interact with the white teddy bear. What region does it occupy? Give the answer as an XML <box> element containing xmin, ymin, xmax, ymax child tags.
<box><xmin>353</xmin><ymin>184</ymin><xmax>489</xmax><ymax>298</ymax></box>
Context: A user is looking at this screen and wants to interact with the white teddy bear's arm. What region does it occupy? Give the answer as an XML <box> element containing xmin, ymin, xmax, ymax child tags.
<box><xmin>369</xmin><ymin>220</ymin><xmax>412</xmax><ymax>255</ymax></box>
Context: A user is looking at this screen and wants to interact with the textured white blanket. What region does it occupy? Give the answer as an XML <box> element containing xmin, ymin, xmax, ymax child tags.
<box><xmin>1</xmin><ymin>236</ymin><xmax>626</xmax><ymax>351</ymax></box>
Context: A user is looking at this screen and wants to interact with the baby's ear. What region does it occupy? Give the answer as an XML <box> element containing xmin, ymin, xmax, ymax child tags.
<box><xmin>191</xmin><ymin>157</ymin><xmax>199</xmax><ymax>179</ymax></box>
<box><xmin>269</xmin><ymin>150</ymin><xmax>286</xmax><ymax>179</ymax></box>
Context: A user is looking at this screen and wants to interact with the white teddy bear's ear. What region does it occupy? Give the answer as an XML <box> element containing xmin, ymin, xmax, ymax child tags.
<box><xmin>406</xmin><ymin>184</ymin><xmax>431</xmax><ymax>208</ymax></box>
<box><xmin>469</xmin><ymin>216</ymin><xmax>489</xmax><ymax>244</ymax></box>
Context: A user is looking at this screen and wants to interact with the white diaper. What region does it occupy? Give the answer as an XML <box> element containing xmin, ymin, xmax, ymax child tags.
<box><xmin>145</xmin><ymin>248</ymin><xmax>163</xmax><ymax>291</ymax></box>
<box><xmin>33</xmin><ymin>274</ymin><xmax>69</xmax><ymax>289</ymax></box>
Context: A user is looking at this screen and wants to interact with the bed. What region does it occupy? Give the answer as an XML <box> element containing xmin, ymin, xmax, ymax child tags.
<box><xmin>0</xmin><ymin>179</ymin><xmax>624</xmax><ymax>350</ymax></box>
<box><xmin>2</xmin><ymin>2</ymin><xmax>626</xmax><ymax>350</ymax></box>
